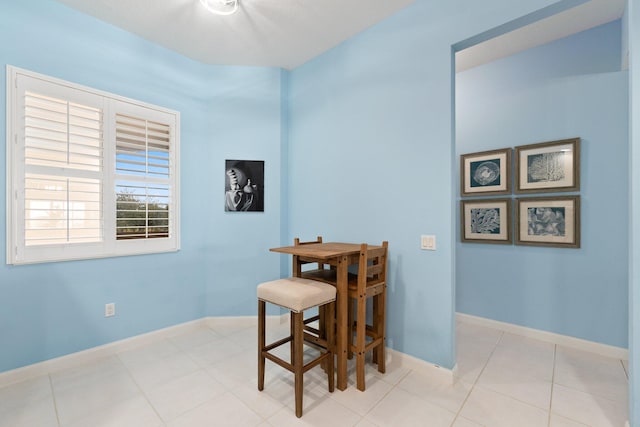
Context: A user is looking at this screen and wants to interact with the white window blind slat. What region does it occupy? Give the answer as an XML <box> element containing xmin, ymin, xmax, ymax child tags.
<box><xmin>115</xmin><ymin>113</ymin><xmax>171</xmax><ymax>180</ymax></box>
<box><xmin>25</xmin><ymin>91</ymin><xmax>103</xmax><ymax>172</ymax></box>
<box><xmin>115</xmin><ymin>181</ymin><xmax>170</xmax><ymax>241</ymax></box>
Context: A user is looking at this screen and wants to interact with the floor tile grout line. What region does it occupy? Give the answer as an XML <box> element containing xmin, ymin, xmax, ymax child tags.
<box><xmin>355</xmin><ymin>367</ymin><xmax>412</xmax><ymax>423</ymax></box>
<box><xmin>47</xmin><ymin>373</ymin><xmax>62</xmax><ymax>427</ymax></box>
<box><xmin>620</xmin><ymin>358</ymin><xmax>629</xmax><ymax>380</ymax></box>
<box><xmin>547</xmin><ymin>343</ymin><xmax>557</xmax><ymax>427</ymax></box>
<box><xmin>449</xmin><ymin>330</ymin><xmax>504</xmax><ymax>426</ymax></box>
<box><xmin>550</xmin><ymin>352</ymin><xmax>630</xmax><ymax>406</ymax></box>
<box><xmin>49</xmin><ymin>356</ymin><xmax>148</xmax><ymax>427</ymax></box>
<box><xmin>165</xmin><ymin>338</ymin><xmax>271</xmax><ymax>425</ymax></box>
<box><xmin>114</xmin><ymin>351</ymin><xmax>169</xmax><ymax>427</ymax></box>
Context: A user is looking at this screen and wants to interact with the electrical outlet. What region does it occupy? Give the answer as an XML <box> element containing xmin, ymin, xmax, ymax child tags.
<box><xmin>105</xmin><ymin>303</ymin><xmax>115</xmax><ymax>317</ymax></box>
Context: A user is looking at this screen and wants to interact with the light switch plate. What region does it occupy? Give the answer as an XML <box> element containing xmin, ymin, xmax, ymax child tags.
<box><xmin>421</xmin><ymin>235</ymin><xmax>436</xmax><ymax>250</ymax></box>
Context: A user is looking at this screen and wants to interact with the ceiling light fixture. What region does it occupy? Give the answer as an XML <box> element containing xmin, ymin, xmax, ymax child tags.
<box><xmin>199</xmin><ymin>0</ymin><xmax>238</xmax><ymax>16</ymax></box>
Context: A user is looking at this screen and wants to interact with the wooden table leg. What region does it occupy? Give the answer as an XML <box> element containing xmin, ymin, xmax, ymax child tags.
<box><xmin>336</xmin><ymin>255</ymin><xmax>348</xmax><ymax>390</ymax></box>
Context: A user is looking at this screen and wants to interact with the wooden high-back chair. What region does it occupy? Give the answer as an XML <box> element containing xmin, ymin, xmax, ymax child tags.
<box><xmin>293</xmin><ymin>236</ymin><xmax>325</xmax><ymax>275</ymax></box>
<box><xmin>293</xmin><ymin>236</ymin><xmax>330</xmax><ymax>351</ymax></box>
<box><xmin>348</xmin><ymin>241</ymin><xmax>388</xmax><ymax>391</ymax></box>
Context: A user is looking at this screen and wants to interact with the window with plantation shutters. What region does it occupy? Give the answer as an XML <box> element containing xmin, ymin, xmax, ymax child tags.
<box><xmin>115</xmin><ymin>114</ymin><xmax>171</xmax><ymax>241</ymax></box>
<box><xmin>7</xmin><ymin>66</ymin><xmax>180</xmax><ymax>264</ymax></box>
<box><xmin>23</xmin><ymin>91</ymin><xmax>103</xmax><ymax>247</ymax></box>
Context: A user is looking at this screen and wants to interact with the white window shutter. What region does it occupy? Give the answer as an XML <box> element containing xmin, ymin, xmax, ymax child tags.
<box><xmin>22</xmin><ymin>89</ymin><xmax>104</xmax><ymax>248</ymax></box>
<box><xmin>7</xmin><ymin>66</ymin><xmax>180</xmax><ymax>264</ymax></box>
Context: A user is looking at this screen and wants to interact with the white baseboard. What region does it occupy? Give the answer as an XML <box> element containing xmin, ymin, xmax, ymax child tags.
<box><xmin>456</xmin><ymin>312</ymin><xmax>628</xmax><ymax>360</ymax></box>
<box><xmin>387</xmin><ymin>348</ymin><xmax>455</xmax><ymax>383</ymax></box>
<box><xmin>204</xmin><ymin>315</ymin><xmax>257</xmax><ymax>331</ymax></box>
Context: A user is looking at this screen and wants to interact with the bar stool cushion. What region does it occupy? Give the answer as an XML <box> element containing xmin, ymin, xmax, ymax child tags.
<box><xmin>257</xmin><ymin>277</ymin><xmax>336</xmax><ymax>313</ymax></box>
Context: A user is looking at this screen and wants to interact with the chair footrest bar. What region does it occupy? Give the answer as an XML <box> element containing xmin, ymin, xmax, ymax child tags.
<box><xmin>303</xmin><ymin>352</ymin><xmax>331</xmax><ymax>374</ymax></box>
<box><xmin>263</xmin><ymin>351</ymin><xmax>294</xmax><ymax>373</ymax></box>
<box><xmin>303</xmin><ymin>315</ymin><xmax>320</xmax><ymax>325</ymax></box>
<box><xmin>303</xmin><ymin>331</ymin><xmax>328</xmax><ymax>348</ymax></box>
<box><xmin>263</xmin><ymin>336</ymin><xmax>293</xmax><ymax>352</ymax></box>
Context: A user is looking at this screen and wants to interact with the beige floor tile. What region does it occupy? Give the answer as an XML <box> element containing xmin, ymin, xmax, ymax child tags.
<box><xmin>268</xmin><ymin>395</ymin><xmax>361</xmax><ymax>427</ymax></box>
<box><xmin>2</xmin><ymin>318</ymin><xmax>630</xmax><ymax>427</ymax></box>
<box><xmin>365</xmin><ymin>387</ymin><xmax>456</xmax><ymax>427</ymax></box>
<box><xmin>555</xmin><ymin>346</ymin><xmax>628</xmax><ymax>403</ymax></box>
<box><xmin>144</xmin><ymin>369</ymin><xmax>227</xmax><ymax>422</ymax></box>
<box><xmin>0</xmin><ymin>395</ymin><xmax>58</xmax><ymax>427</ymax></box>
<box><xmin>551</xmin><ymin>383</ymin><xmax>628</xmax><ymax>427</ymax></box>
<box><xmin>62</xmin><ymin>395</ymin><xmax>162</xmax><ymax>427</ymax></box>
<box><xmin>396</xmin><ymin>369</ymin><xmax>472</xmax><ymax>413</ymax></box>
<box><xmin>167</xmin><ymin>392</ymin><xmax>262</xmax><ymax>427</ymax></box>
<box><xmin>459</xmin><ymin>386</ymin><xmax>549</xmax><ymax>427</ymax></box>
<box><xmin>476</xmin><ymin>362</ymin><xmax>552</xmax><ymax>409</ymax></box>
<box><xmin>549</xmin><ymin>413</ymin><xmax>589</xmax><ymax>426</ymax></box>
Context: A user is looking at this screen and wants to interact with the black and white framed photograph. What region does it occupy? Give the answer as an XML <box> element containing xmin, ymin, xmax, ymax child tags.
<box><xmin>460</xmin><ymin>148</ymin><xmax>511</xmax><ymax>196</ymax></box>
<box><xmin>515</xmin><ymin>196</ymin><xmax>580</xmax><ymax>248</ymax></box>
<box><xmin>461</xmin><ymin>198</ymin><xmax>512</xmax><ymax>244</ymax></box>
<box><xmin>515</xmin><ymin>138</ymin><xmax>580</xmax><ymax>194</ymax></box>
<box><xmin>224</xmin><ymin>159</ymin><xmax>264</xmax><ymax>212</ymax></box>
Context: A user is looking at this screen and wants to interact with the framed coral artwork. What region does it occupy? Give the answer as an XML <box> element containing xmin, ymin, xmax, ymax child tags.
<box><xmin>460</xmin><ymin>148</ymin><xmax>511</xmax><ymax>197</ymax></box>
<box><xmin>514</xmin><ymin>138</ymin><xmax>580</xmax><ymax>194</ymax></box>
<box><xmin>460</xmin><ymin>198</ymin><xmax>512</xmax><ymax>244</ymax></box>
<box><xmin>515</xmin><ymin>196</ymin><xmax>580</xmax><ymax>248</ymax></box>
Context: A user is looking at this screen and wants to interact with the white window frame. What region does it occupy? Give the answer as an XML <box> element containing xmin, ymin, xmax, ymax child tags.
<box><xmin>6</xmin><ymin>66</ymin><xmax>180</xmax><ymax>264</ymax></box>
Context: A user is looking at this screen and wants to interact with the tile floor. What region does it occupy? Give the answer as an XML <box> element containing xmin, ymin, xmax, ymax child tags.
<box><xmin>0</xmin><ymin>318</ymin><xmax>629</xmax><ymax>427</ymax></box>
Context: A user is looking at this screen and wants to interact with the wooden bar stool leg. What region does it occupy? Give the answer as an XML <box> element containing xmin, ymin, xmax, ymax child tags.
<box><xmin>376</xmin><ymin>289</ymin><xmax>386</xmax><ymax>373</ymax></box>
<box><xmin>319</xmin><ymin>305</ymin><xmax>328</xmax><ymax>374</ymax></box>
<box><xmin>356</xmin><ymin>293</ymin><xmax>366</xmax><ymax>391</ymax></box>
<box><xmin>327</xmin><ymin>301</ymin><xmax>335</xmax><ymax>392</ymax></box>
<box><xmin>258</xmin><ymin>300</ymin><xmax>266</xmax><ymax>391</ymax></box>
<box><xmin>347</xmin><ymin>298</ymin><xmax>354</xmax><ymax>360</ymax></box>
<box><xmin>293</xmin><ymin>311</ymin><xmax>304</xmax><ymax>418</ymax></box>
<box><xmin>290</xmin><ymin>312</ymin><xmax>295</xmax><ymax>365</ymax></box>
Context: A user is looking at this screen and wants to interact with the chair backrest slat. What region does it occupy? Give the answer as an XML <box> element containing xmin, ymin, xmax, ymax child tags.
<box><xmin>294</xmin><ymin>236</ymin><xmax>322</xmax><ymax>246</ymax></box>
<box><xmin>367</xmin><ymin>264</ymin><xmax>384</xmax><ymax>276</ymax></box>
<box><xmin>294</xmin><ymin>236</ymin><xmax>325</xmax><ymax>272</ymax></box>
<box><xmin>358</xmin><ymin>241</ymin><xmax>388</xmax><ymax>291</ymax></box>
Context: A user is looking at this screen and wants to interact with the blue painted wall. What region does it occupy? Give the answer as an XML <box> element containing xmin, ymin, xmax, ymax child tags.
<box><xmin>0</xmin><ymin>0</ymin><xmax>284</xmax><ymax>372</ymax></box>
<box><xmin>627</xmin><ymin>0</ymin><xmax>639</xmax><ymax>424</ymax></box>
<box><xmin>456</xmin><ymin>21</ymin><xmax>629</xmax><ymax>348</ymax></box>
<box><xmin>287</xmin><ymin>0</ymin><xmax>569</xmax><ymax>368</ymax></box>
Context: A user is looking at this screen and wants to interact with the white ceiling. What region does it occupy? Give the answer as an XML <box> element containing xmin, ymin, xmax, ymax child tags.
<box><xmin>54</xmin><ymin>0</ymin><xmax>625</xmax><ymax>71</ymax></box>
<box><xmin>54</xmin><ymin>0</ymin><xmax>415</xmax><ymax>70</ymax></box>
<box><xmin>456</xmin><ymin>0</ymin><xmax>626</xmax><ymax>72</ymax></box>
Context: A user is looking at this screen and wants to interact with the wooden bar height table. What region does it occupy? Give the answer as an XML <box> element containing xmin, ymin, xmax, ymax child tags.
<box><xmin>270</xmin><ymin>242</ymin><xmax>384</xmax><ymax>391</ymax></box>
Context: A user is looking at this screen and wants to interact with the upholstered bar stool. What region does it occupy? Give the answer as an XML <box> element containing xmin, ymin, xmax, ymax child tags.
<box><xmin>257</xmin><ymin>277</ymin><xmax>336</xmax><ymax>418</ymax></box>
